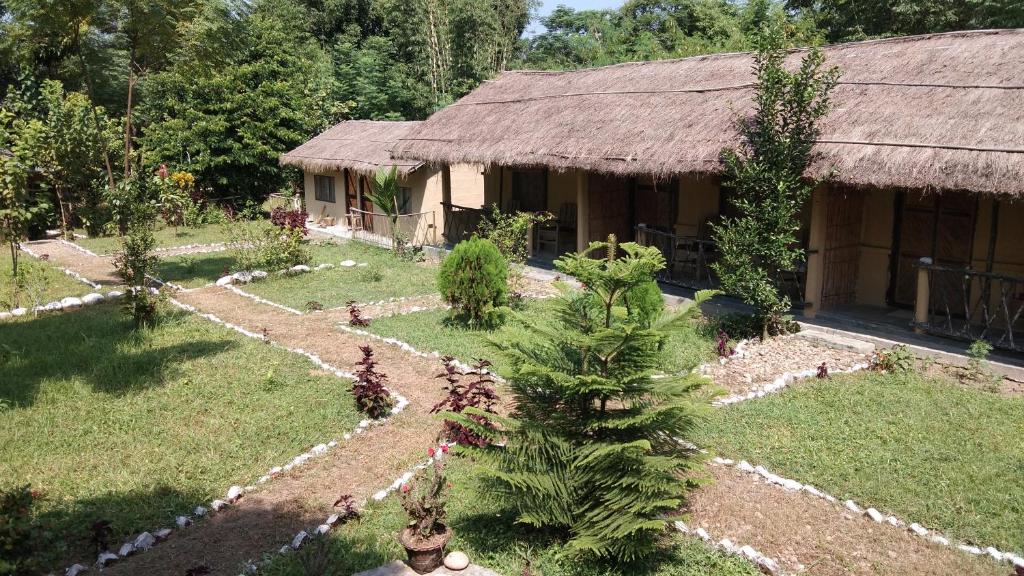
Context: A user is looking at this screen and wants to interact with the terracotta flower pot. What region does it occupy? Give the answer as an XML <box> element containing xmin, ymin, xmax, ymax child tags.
<box><xmin>398</xmin><ymin>524</ymin><xmax>452</xmax><ymax>574</ymax></box>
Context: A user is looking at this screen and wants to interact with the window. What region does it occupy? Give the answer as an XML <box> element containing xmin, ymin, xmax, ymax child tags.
<box><xmin>314</xmin><ymin>175</ymin><xmax>335</xmax><ymax>203</ymax></box>
<box><xmin>511</xmin><ymin>170</ymin><xmax>547</xmax><ymax>212</ymax></box>
<box><xmin>397</xmin><ymin>187</ymin><xmax>413</xmax><ymax>215</ymax></box>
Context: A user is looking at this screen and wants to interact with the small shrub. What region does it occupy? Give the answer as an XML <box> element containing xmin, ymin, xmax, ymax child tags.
<box><xmin>304</xmin><ymin>300</ymin><xmax>324</xmax><ymax>312</ymax></box>
<box><xmin>716</xmin><ymin>329</ymin><xmax>735</xmax><ymax>358</ymax></box>
<box><xmin>346</xmin><ymin>301</ymin><xmax>370</xmax><ymax>327</ymax></box>
<box><xmin>399</xmin><ymin>447</ymin><xmax>449</xmax><ymax>540</ymax></box>
<box><xmin>703</xmin><ymin>312</ymin><xmax>761</xmax><ymax>341</ymax></box>
<box><xmin>229</xmin><ymin>223</ymin><xmax>310</xmax><ymax>272</ymax></box>
<box><xmin>477</xmin><ymin>206</ymin><xmax>552</xmax><ymax>293</ymax></box>
<box><xmin>431</xmin><ymin>357</ymin><xmax>499</xmax><ymax>447</ymax></box>
<box><xmin>0</xmin><ymin>485</ymin><xmax>42</xmax><ymax>574</ymax></box>
<box><xmin>816</xmin><ymin>362</ymin><xmax>829</xmax><ymax>379</ymax></box>
<box><xmin>622</xmin><ymin>278</ymin><xmax>664</xmax><ymax>328</ymax></box>
<box><xmin>356</xmin><ymin>262</ymin><xmax>384</xmax><ymax>283</ymax></box>
<box><xmin>437</xmin><ymin>237</ymin><xmax>508</xmax><ymax>327</ymax></box>
<box><xmin>352</xmin><ymin>345</ymin><xmax>395</xmax><ymax>419</ymax></box>
<box><xmin>114</xmin><ymin>196</ymin><xmax>161</xmax><ymax>328</ymax></box>
<box><xmin>270</xmin><ymin>206</ymin><xmax>308</xmax><ymax>234</ymax></box>
<box><xmin>331</xmin><ymin>494</ymin><xmax>360</xmax><ymax>523</ymax></box>
<box><xmin>966</xmin><ymin>339</ymin><xmax>992</xmax><ymax>380</ymax></box>
<box><xmin>870</xmin><ymin>345</ymin><xmax>914</xmax><ymax>374</ymax></box>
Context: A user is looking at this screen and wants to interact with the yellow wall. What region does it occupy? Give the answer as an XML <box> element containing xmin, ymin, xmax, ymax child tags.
<box><xmin>449</xmin><ymin>164</ymin><xmax>485</xmax><ymax>208</ymax></box>
<box><xmin>855</xmin><ymin>188</ymin><xmax>895</xmax><ymax>307</ymax></box>
<box><xmin>676</xmin><ymin>174</ymin><xmax>719</xmax><ymax>237</ymax></box>
<box><xmin>303</xmin><ymin>169</ymin><xmax>347</xmax><ymax>224</ymax></box>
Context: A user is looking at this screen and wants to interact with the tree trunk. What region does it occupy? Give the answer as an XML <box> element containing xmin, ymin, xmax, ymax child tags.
<box><xmin>123</xmin><ymin>69</ymin><xmax>137</xmax><ymax>180</ymax></box>
<box><xmin>56</xmin><ymin>186</ymin><xmax>72</xmax><ymax>239</ymax></box>
<box><xmin>73</xmin><ymin>26</ymin><xmax>116</xmax><ymax>192</ymax></box>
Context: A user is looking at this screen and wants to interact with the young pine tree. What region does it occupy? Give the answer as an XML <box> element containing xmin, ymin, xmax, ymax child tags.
<box><xmin>454</xmin><ymin>236</ymin><xmax>715</xmax><ymax>562</ymax></box>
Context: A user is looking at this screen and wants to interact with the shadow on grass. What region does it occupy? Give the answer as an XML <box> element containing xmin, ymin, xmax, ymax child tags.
<box><xmin>0</xmin><ymin>304</ymin><xmax>235</xmax><ymax>407</ymax></box>
<box><xmin>157</xmin><ymin>254</ymin><xmax>237</xmax><ymax>286</ymax></box>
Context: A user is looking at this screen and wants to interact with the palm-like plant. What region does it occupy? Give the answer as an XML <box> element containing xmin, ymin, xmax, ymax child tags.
<box><xmin>366</xmin><ymin>166</ymin><xmax>404</xmax><ymax>252</ymax></box>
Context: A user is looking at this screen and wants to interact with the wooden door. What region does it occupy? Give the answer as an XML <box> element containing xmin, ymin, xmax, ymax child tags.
<box><xmin>344</xmin><ymin>169</ymin><xmax>359</xmax><ymax>215</ymax></box>
<box><xmin>588</xmin><ymin>174</ymin><xmax>632</xmax><ymax>246</ymax></box>
<box><xmin>634</xmin><ymin>179</ymin><xmax>677</xmax><ymax>232</ymax></box>
<box><xmin>891</xmin><ymin>192</ymin><xmax>977</xmax><ymax>307</ymax></box>
<box><xmin>821</xmin><ymin>188</ymin><xmax>865</xmax><ymax>309</ymax></box>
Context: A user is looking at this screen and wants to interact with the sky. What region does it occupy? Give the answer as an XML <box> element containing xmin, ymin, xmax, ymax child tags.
<box><xmin>526</xmin><ymin>0</ymin><xmax>623</xmax><ymax>35</ymax></box>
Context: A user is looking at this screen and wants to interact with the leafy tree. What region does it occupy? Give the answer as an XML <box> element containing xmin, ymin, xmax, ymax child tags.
<box><xmin>141</xmin><ymin>0</ymin><xmax>336</xmax><ymax>204</ymax></box>
<box><xmin>711</xmin><ymin>24</ymin><xmax>839</xmax><ymax>337</ymax></box>
<box><xmin>112</xmin><ymin>176</ymin><xmax>160</xmax><ymax>327</ymax></box>
<box><xmin>455</xmin><ymin>237</ymin><xmax>713</xmax><ymax>562</ymax></box>
<box><xmin>787</xmin><ymin>0</ymin><xmax>1024</xmax><ymax>42</ymax></box>
<box><xmin>0</xmin><ymin>110</ymin><xmax>45</xmax><ymax>282</ymax></box>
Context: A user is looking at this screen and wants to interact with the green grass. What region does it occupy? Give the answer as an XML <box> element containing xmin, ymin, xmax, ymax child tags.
<box><xmin>74</xmin><ymin>221</ymin><xmax>263</xmax><ymax>255</ymax></box>
<box><xmin>262</xmin><ymin>451</ymin><xmax>760</xmax><ymax>576</ymax></box>
<box><xmin>1</xmin><ymin>255</ymin><xmax>96</xmax><ymax>310</ymax></box>
<box><xmin>156</xmin><ymin>251</ymin><xmax>238</xmax><ymax>288</ymax></box>
<box><xmin>362</xmin><ymin>298</ymin><xmax>714</xmax><ymax>376</ymax></box>
<box><xmin>243</xmin><ymin>241</ymin><xmax>439</xmax><ymax>309</ymax></box>
<box><xmin>0</xmin><ymin>305</ymin><xmax>360</xmax><ymax>566</ymax></box>
<box><xmin>694</xmin><ymin>371</ymin><xmax>1024</xmax><ymax>551</ymax></box>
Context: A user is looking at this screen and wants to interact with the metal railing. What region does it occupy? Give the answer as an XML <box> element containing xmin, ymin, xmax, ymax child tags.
<box><xmin>915</xmin><ymin>260</ymin><xmax>1024</xmax><ymax>351</ymax></box>
<box><xmin>347</xmin><ymin>208</ymin><xmax>439</xmax><ymax>248</ymax></box>
<box><xmin>440</xmin><ymin>202</ymin><xmax>486</xmax><ymax>245</ymax></box>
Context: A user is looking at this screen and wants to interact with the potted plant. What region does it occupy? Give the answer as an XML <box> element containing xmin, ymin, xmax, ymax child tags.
<box><xmin>398</xmin><ymin>446</ymin><xmax>451</xmax><ymax>573</ymax></box>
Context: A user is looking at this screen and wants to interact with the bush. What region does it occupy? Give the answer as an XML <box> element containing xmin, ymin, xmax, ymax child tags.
<box><xmin>0</xmin><ymin>485</ymin><xmax>42</xmax><ymax>575</ymax></box>
<box><xmin>431</xmin><ymin>357</ymin><xmax>499</xmax><ymax>447</ymax></box>
<box><xmin>623</xmin><ymin>279</ymin><xmax>664</xmax><ymax>328</ymax></box>
<box><xmin>870</xmin><ymin>345</ymin><xmax>914</xmax><ymax>375</ymax></box>
<box><xmin>113</xmin><ymin>191</ymin><xmax>161</xmax><ymax>328</ymax></box>
<box><xmin>351</xmin><ymin>345</ymin><xmax>395</xmax><ymax>419</ymax></box>
<box><xmin>229</xmin><ymin>223</ymin><xmax>309</xmax><ymax>272</ymax></box>
<box><xmin>270</xmin><ymin>206</ymin><xmax>308</xmax><ymax>234</ymax></box>
<box><xmin>437</xmin><ymin>237</ymin><xmax>508</xmax><ymax>327</ymax></box>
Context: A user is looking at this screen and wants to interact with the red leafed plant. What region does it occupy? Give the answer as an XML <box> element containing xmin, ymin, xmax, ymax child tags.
<box><xmin>716</xmin><ymin>329</ymin><xmax>735</xmax><ymax>358</ymax></box>
<box><xmin>817</xmin><ymin>362</ymin><xmax>829</xmax><ymax>379</ymax></box>
<box><xmin>270</xmin><ymin>206</ymin><xmax>309</xmax><ymax>235</ymax></box>
<box><xmin>331</xmin><ymin>494</ymin><xmax>360</xmax><ymax>523</ymax></box>
<box><xmin>347</xmin><ymin>301</ymin><xmax>370</xmax><ymax>327</ymax></box>
<box><xmin>352</xmin><ymin>345</ymin><xmax>395</xmax><ymax>419</ymax></box>
<box><xmin>431</xmin><ymin>357</ymin><xmax>499</xmax><ymax>447</ymax></box>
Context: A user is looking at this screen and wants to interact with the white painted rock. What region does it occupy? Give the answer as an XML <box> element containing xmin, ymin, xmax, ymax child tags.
<box><xmin>251</xmin><ymin>270</ymin><xmax>268</xmax><ymax>280</ymax></box>
<box><xmin>958</xmin><ymin>544</ymin><xmax>982</xmax><ymax>555</ymax></box>
<box><xmin>736</xmin><ymin>460</ymin><xmax>755</xmax><ymax>473</ymax></box>
<box><xmin>176</xmin><ymin>516</ymin><xmax>192</xmax><ymax>528</ymax></box>
<box><xmin>211</xmin><ymin>499</ymin><xmax>228</xmax><ymax>511</ymax></box>
<box><xmin>0</xmin><ymin>312</ymin><xmax>10</xmax><ymax>320</ymax></box>
<box><xmin>985</xmin><ymin>547</ymin><xmax>1003</xmax><ymax>561</ymax></box>
<box><xmin>154</xmin><ymin>528</ymin><xmax>172</xmax><ymax>540</ymax></box>
<box><xmin>67</xmin><ymin>563</ymin><xmax>89</xmax><ymax>576</ymax></box>
<box><xmin>289</xmin><ymin>265</ymin><xmax>311</xmax><ymax>273</ymax></box>
<box><xmin>61</xmin><ymin>296</ymin><xmax>84</xmax><ymax>308</ymax></box>
<box><xmin>291</xmin><ymin>530</ymin><xmax>308</xmax><ymax>550</ymax></box>
<box><xmin>314</xmin><ymin>523</ymin><xmax>331</xmax><ymax>535</ymax></box>
<box><xmin>118</xmin><ymin>542</ymin><xmax>135</xmax><ymax>557</ymax></box>
<box><xmin>339</xmin><ymin>260</ymin><xmax>356</xmax><ymax>267</ymax></box>
<box><xmin>10</xmin><ymin>308</ymin><xmax>28</xmax><ymax>317</ymax></box>
<box><xmin>357</xmin><ymin>262</ymin><xmax>368</xmax><ymax>267</ymax></box>
<box><xmin>844</xmin><ymin>500</ymin><xmax>863</xmax><ymax>514</ymax></box>
<box><xmin>133</xmin><ymin>532</ymin><xmax>156</xmax><ymax>550</ymax></box>
<box><xmin>194</xmin><ymin>506</ymin><xmax>208</xmax><ymax>517</ymax></box>
<box><xmin>96</xmin><ymin>551</ymin><xmax>119</xmax><ymax>567</ymax></box>
<box><xmin>232</xmin><ymin>271</ymin><xmax>255</xmax><ymax>284</ymax></box>
<box><xmin>444</xmin><ymin>551</ymin><xmax>470</xmax><ymax>571</ymax></box>
<box><xmin>909</xmin><ymin>523</ymin><xmax>928</xmax><ymax>536</ymax></box>
<box><xmin>315</xmin><ymin>263</ymin><xmax>334</xmax><ymax>271</ymax></box>
<box><xmin>865</xmin><ymin>508</ymin><xmax>884</xmax><ymax>523</ymax></box>
<box><xmin>226</xmin><ymin>485</ymin><xmax>244</xmax><ymax>502</ymax></box>
<box><xmin>694</xmin><ymin>527</ymin><xmax>711</xmax><ymax>541</ymax></box>
<box><xmin>82</xmin><ymin>293</ymin><xmax>105</xmax><ymax>305</ymax></box>
<box><xmin>216</xmin><ymin>275</ymin><xmax>234</xmax><ymax>286</ymax></box>
<box><xmin>106</xmin><ymin>290</ymin><xmax>123</xmax><ymax>299</ymax></box>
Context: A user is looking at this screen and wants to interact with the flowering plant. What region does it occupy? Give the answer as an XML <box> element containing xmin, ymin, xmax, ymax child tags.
<box><xmin>399</xmin><ymin>447</ymin><xmax>449</xmax><ymax>539</ymax></box>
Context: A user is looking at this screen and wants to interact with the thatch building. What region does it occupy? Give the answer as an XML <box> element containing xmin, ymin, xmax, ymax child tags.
<box><xmin>390</xmin><ymin>29</ymin><xmax>1024</xmax><ymax>347</ymax></box>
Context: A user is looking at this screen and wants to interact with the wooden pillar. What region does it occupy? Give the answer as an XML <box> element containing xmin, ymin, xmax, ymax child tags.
<box><xmin>913</xmin><ymin>257</ymin><xmax>932</xmax><ymax>333</ymax></box>
<box><xmin>576</xmin><ymin>170</ymin><xmax>589</xmax><ymax>252</ymax></box>
<box><xmin>803</xmin><ymin>186</ymin><xmax>828</xmax><ymax>317</ymax></box>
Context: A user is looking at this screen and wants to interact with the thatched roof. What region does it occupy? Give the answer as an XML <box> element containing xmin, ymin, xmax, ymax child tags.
<box><xmin>393</xmin><ymin>29</ymin><xmax>1024</xmax><ymax>195</ymax></box>
<box><xmin>281</xmin><ymin>120</ymin><xmax>424</xmax><ymax>177</ymax></box>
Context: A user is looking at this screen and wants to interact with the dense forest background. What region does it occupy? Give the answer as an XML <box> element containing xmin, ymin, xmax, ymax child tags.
<box><xmin>1</xmin><ymin>0</ymin><xmax>1022</xmax><ymax>230</ymax></box>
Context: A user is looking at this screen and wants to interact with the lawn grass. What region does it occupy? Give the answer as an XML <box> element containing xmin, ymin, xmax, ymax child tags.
<box><xmin>243</xmin><ymin>241</ymin><xmax>439</xmax><ymax>309</ymax></box>
<box><xmin>0</xmin><ymin>304</ymin><xmax>360</xmax><ymax>566</ymax></box>
<box><xmin>1</xmin><ymin>254</ymin><xmax>96</xmax><ymax>310</ymax></box>
<box><xmin>362</xmin><ymin>298</ymin><xmax>715</xmax><ymax>377</ymax></box>
<box><xmin>262</xmin><ymin>450</ymin><xmax>761</xmax><ymax>576</ymax></box>
<box><xmin>694</xmin><ymin>370</ymin><xmax>1024</xmax><ymax>551</ymax></box>
<box><xmin>74</xmin><ymin>221</ymin><xmax>263</xmax><ymax>255</ymax></box>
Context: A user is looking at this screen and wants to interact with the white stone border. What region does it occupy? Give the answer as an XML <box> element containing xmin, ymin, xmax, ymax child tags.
<box><xmin>337</xmin><ymin>323</ymin><xmax>503</xmax><ymax>381</ymax></box>
<box><xmin>0</xmin><ymin>290</ymin><xmax>122</xmax><ymax>321</ymax></box>
<box><xmin>224</xmin><ymin>284</ymin><xmax>305</xmax><ymax>316</ymax></box>
<box><xmin>711</xmin><ymin>361</ymin><xmax>870</xmax><ymax>407</ymax></box>
<box><xmin>711</xmin><ymin>457</ymin><xmax>1024</xmax><ymax>569</ymax></box>
<box><xmin>62</xmin><ymin>298</ymin><xmax>411</xmax><ymax>576</ymax></box>
<box><xmin>58</xmin><ymin>238</ymin><xmax>100</xmax><ymax>258</ymax></box>
<box><xmin>672</xmin><ymin>520</ymin><xmax>785</xmax><ymax>574</ymax></box>
<box><xmin>153</xmin><ymin>242</ymin><xmax>229</xmax><ymax>255</ymax></box>
<box><xmin>18</xmin><ymin>243</ymin><xmax>103</xmax><ymax>290</ymax></box>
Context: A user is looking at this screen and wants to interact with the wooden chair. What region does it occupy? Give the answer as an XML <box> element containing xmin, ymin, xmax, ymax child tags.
<box><xmin>535</xmin><ymin>203</ymin><xmax>577</xmax><ymax>256</ymax></box>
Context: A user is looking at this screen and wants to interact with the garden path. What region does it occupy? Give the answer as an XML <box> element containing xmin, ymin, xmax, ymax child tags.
<box><xmin>687</xmin><ymin>465</ymin><xmax>1006</xmax><ymax>576</ymax></box>
<box><xmin>98</xmin><ymin>285</ymin><xmax>455</xmax><ymax>576</ymax></box>
<box><xmin>21</xmin><ymin>239</ymin><xmax>121</xmax><ymax>286</ymax></box>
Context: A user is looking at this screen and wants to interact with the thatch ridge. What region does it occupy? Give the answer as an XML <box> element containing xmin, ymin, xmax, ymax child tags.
<box><xmin>281</xmin><ymin>120</ymin><xmax>424</xmax><ymax>177</ymax></box>
<box><xmin>394</xmin><ymin>28</ymin><xmax>1024</xmax><ymax>195</ymax></box>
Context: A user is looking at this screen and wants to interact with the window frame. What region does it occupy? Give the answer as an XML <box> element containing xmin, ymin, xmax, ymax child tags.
<box><xmin>314</xmin><ymin>174</ymin><xmax>336</xmax><ymax>203</ymax></box>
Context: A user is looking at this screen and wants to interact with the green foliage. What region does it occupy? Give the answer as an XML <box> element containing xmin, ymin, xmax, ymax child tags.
<box><xmin>623</xmin><ymin>279</ymin><xmax>665</xmax><ymax>328</ymax></box>
<box><xmin>711</xmin><ymin>24</ymin><xmax>838</xmax><ymax>337</ymax></box>
<box><xmin>0</xmin><ymin>485</ymin><xmax>42</xmax><ymax>576</ymax></box>
<box><xmin>438</xmin><ymin>237</ymin><xmax>508</xmax><ymax>327</ymax></box>
<box><xmin>477</xmin><ymin>205</ymin><xmax>551</xmax><ymax>296</ymax></box>
<box><xmin>229</xmin><ymin>222</ymin><xmax>311</xmax><ymax>273</ymax></box>
<box><xmin>112</xmin><ymin>180</ymin><xmax>161</xmax><ymax>328</ymax></box>
<box><xmin>398</xmin><ymin>453</ymin><xmax>449</xmax><ymax>539</ymax></box>
<box><xmin>869</xmin><ymin>344</ymin><xmax>914</xmax><ymax>375</ymax></box>
<box><xmin>965</xmin><ymin>339</ymin><xmax>994</xmax><ymax>383</ymax></box>
<box><xmin>456</xmin><ymin>236</ymin><xmax>713</xmax><ymax>562</ymax></box>
<box><xmin>366</xmin><ymin>166</ymin><xmax>410</xmax><ymax>255</ymax></box>
<box><xmin>0</xmin><ymin>111</ymin><xmax>37</xmax><ymax>281</ymax></box>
